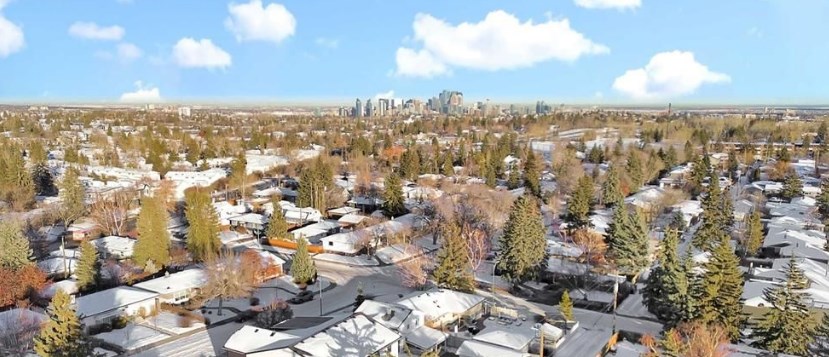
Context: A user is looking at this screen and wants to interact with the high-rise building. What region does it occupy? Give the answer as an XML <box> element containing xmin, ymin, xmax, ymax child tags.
<box><xmin>378</xmin><ymin>98</ymin><xmax>389</xmax><ymax>116</ymax></box>
<box><xmin>366</xmin><ymin>99</ymin><xmax>374</xmax><ymax>117</ymax></box>
<box><xmin>355</xmin><ymin>98</ymin><xmax>363</xmax><ymax>118</ymax></box>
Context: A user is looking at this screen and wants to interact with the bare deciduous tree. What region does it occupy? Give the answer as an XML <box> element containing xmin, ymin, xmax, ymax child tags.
<box><xmin>89</xmin><ymin>189</ymin><xmax>136</xmax><ymax>236</ymax></box>
<box><xmin>201</xmin><ymin>251</ymin><xmax>257</xmax><ymax>316</ymax></box>
<box><xmin>398</xmin><ymin>245</ymin><xmax>430</xmax><ymax>289</ymax></box>
<box><xmin>0</xmin><ymin>306</ymin><xmax>42</xmax><ymax>355</ymax></box>
<box><xmin>571</xmin><ymin>229</ymin><xmax>608</xmax><ymax>269</ymax></box>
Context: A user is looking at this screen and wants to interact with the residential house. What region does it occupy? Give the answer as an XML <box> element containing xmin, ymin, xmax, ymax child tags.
<box><xmin>229</xmin><ymin>213</ymin><xmax>268</xmax><ymax>237</ymax></box>
<box><xmin>66</xmin><ymin>220</ymin><xmax>97</xmax><ymax>242</ymax></box>
<box><xmin>320</xmin><ymin>214</ymin><xmax>415</xmax><ymax>255</ymax></box>
<box><xmin>289</xmin><ymin>220</ymin><xmax>341</xmax><ymax>243</ymax></box>
<box><xmin>91</xmin><ymin>236</ymin><xmax>135</xmax><ymax>260</ymax></box>
<box><xmin>133</xmin><ymin>269</ymin><xmax>207</xmax><ymax>304</ymax></box>
<box><xmin>394</xmin><ymin>288</ymin><xmax>485</xmax><ymax>329</ymax></box>
<box><xmin>74</xmin><ymin>287</ymin><xmax>158</xmax><ymax>327</ymax></box>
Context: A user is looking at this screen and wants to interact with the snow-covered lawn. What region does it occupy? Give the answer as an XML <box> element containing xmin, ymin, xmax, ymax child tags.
<box><xmin>413</xmin><ymin>235</ymin><xmax>440</xmax><ymax>251</ymax></box>
<box><xmin>259</xmin><ymin>275</ymin><xmax>333</xmax><ymax>295</ymax></box>
<box><xmin>375</xmin><ymin>244</ymin><xmax>423</xmax><ymax>264</ymax></box>
<box><xmin>194</xmin><ymin>305</ymin><xmax>238</xmax><ymax>325</ymax></box>
<box><xmin>143</xmin><ymin>312</ymin><xmax>205</xmax><ymax>335</ymax></box>
<box><xmin>314</xmin><ymin>253</ymin><xmax>379</xmax><ymax>266</ymax></box>
<box><xmin>133</xmin><ymin>322</ymin><xmax>242</xmax><ymax>357</ymax></box>
<box><xmin>94</xmin><ymin>347</ymin><xmax>118</xmax><ymax>357</ymax></box>
<box><xmin>94</xmin><ymin>323</ymin><xmax>171</xmax><ymax>351</ymax></box>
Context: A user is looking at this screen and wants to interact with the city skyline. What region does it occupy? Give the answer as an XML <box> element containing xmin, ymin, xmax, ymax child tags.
<box><xmin>0</xmin><ymin>0</ymin><xmax>827</xmax><ymax>104</ymax></box>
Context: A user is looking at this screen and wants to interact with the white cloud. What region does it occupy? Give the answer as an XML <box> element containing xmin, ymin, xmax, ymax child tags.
<box><xmin>172</xmin><ymin>38</ymin><xmax>232</xmax><ymax>69</ymax></box>
<box><xmin>574</xmin><ymin>0</ymin><xmax>641</xmax><ymax>10</ymax></box>
<box><xmin>120</xmin><ymin>81</ymin><xmax>161</xmax><ymax>103</ymax></box>
<box><xmin>68</xmin><ymin>22</ymin><xmax>124</xmax><ymax>40</ymax></box>
<box><xmin>612</xmin><ymin>50</ymin><xmax>730</xmax><ymax>100</ymax></box>
<box><xmin>747</xmin><ymin>26</ymin><xmax>763</xmax><ymax>38</ymax></box>
<box><xmin>374</xmin><ymin>90</ymin><xmax>395</xmax><ymax>100</ymax></box>
<box><xmin>117</xmin><ymin>42</ymin><xmax>142</xmax><ymax>61</ymax></box>
<box><xmin>225</xmin><ymin>0</ymin><xmax>296</xmax><ymax>44</ymax></box>
<box><xmin>0</xmin><ymin>1</ymin><xmax>24</xmax><ymax>58</ymax></box>
<box><xmin>314</xmin><ymin>37</ymin><xmax>338</xmax><ymax>49</ymax></box>
<box><xmin>394</xmin><ymin>11</ymin><xmax>608</xmax><ymax>78</ymax></box>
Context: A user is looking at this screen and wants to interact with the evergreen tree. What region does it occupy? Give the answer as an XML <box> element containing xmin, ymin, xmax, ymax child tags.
<box><xmin>230</xmin><ymin>151</ymin><xmax>248</xmax><ymax>199</ymax></box>
<box><xmin>506</xmin><ymin>169</ymin><xmax>521</xmax><ymax>190</ymax></box>
<box><xmin>497</xmin><ymin>194</ymin><xmax>547</xmax><ymax>284</ymax></box>
<box><xmin>607</xmin><ymin>204</ymin><xmax>650</xmax><ymax>275</ymax></box>
<box><xmin>810</xmin><ymin>312</ymin><xmax>829</xmax><ymax>356</ymax></box>
<box><xmin>0</xmin><ymin>220</ymin><xmax>32</xmax><ymax>270</ymax></box>
<box><xmin>382</xmin><ymin>172</ymin><xmax>407</xmax><ymax>217</ymax></box>
<box><xmin>744</xmin><ymin>210</ymin><xmax>764</xmax><ymax>256</ymax></box>
<box><xmin>698</xmin><ymin>235</ymin><xmax>745</xmax><ymax>341</ymax></box>
<box><xmin>689</xmin><ymin>154</ymin><xmax>710</xmax><ymax>197</ymax></box>
<box><xmin>818</xmin><ymin>178</ymin><xmax>829</xmax><ymax>218</ymax></box>
<box><xmin>28</xmin><ymin>142</ymin><xmax>48</xmax><ymax>164</ymax></box>
<box><xmin>668</xmin><ymin>211</ymin><xmax>686</xmax><ymax>232</ymax></box>
<box><xmin>523</xmin><ymin>150</ymin><xmax>541</xmax><ymax>198</ymax></box>
<box><xmin>266</xmin><ymin>198</ymin><xmax>290</xmax><ymax>241</ymax></box>
<box><xmin>432</xmin><ymin>219</ymin><xmax>475</xmax><ymax>293</ymax></box>
<box><xmin>693</xmin><ymin>174</ymin><xmax>727</xmax><ymax>251</ymax></box>
<box><xmin>587</xmin><ymin>144</ymin><xmax>604</xmax><ymax>164</ymax></box>
<box><xmin>297</xmin><ymin>157</ymin><xmax>333</xmax><ymax>211</ymax></box>
<box><xmin>58</xmin><ymin>167</ymin><xmax>86</xmax><ymax>226</ymax></box>
<box><xmin>291</xmin><ymin>237</ymin><xmax>317</xmax><ymax>285</ymax></box>
<box><xmin>441</xmin><ymin>152</ymin><xmax>454</xmax><ymax>176</ymax></box>
<box><xmin>75</xmin><ymin>240</ymin><xmax>99</xmax><ymax>292</ymax></box>
<box><xmin>781</xmin><ymin>174</ymin><xmax>804</xmax><ymax>201</ymax></box>
<box><xmin>602</xmin><ymin>165</ymin><xmax>623</xmax><ymax>207</ymax></box>
<box><xmin>752</xmin><ymin>258</ymin><xmax>814</xmax><ymax>355</ymax></box>
<box><xmin>0</xmin><ymin>144</ymin><xmax>36</xmax><ymax>210</ymax></box>
<box><xmin>626</xmin><ymin>152</ymin><xmax>644</xmax><ymax>189</ymax></box>
<box><xmin>34</xmin><ymin>290</ymin><xmax>95</xmax><ymax>357</ymax></box>
<box><xmin>185</xmin><ymin>188</ymin><xmax>221</xmax><ymax>262</ymax></box>
<box><xmin>134</xmin><ymin>195</ymin><xmax>171</xmax><ymax>271</ymax></box>
<box><xmin>559</xmin><ymin>290</ymin><xmax>574</xmax><ymax>321</ymax></box>
<box><xmin>399</xmin><ymin>148</ymin><xmax>421</xmax><ymax>181</ymax></box>
<box><xmin>32</xmin><ymin>163</ymin><xmax>57</xmax><ymax>196</ymax></box>
<box><xmin>643</xmin><ymin>230</ymin><xmax>689</xmax><ymax>326</ymax></box>
<box><xmin>565</xmin><ymin>175</ymin><xmax>594</xmax><ymax>230</ymax></box>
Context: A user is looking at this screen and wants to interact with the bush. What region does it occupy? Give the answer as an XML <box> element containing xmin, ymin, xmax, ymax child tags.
<box><xmin>111</xmin><ymin>316</ymin><xmax>129</xmax><ymax>329</ymax></box>
<box><xmin>250</xmin><ymin>296</ymin><xmax>260</xmax><ymax>306</ymax></box>
<box><xmin>178</xmin><ymin>314</ymin><xmax>194</xmax><ymax>328</ymax></box>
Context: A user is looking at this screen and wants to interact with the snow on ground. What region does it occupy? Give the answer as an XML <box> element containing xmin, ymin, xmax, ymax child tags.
<box><xmin>194</xmin><ymin>306</ymin><xmax>238</xmax><ymax>325</ymax></box>
<box><xmin>94</xmin><ymin>323</ymin><xmax>171</xmax><ymax>351</ymax></box>
<box><xmin>143</xmin><ymin>312</ymin><xmax>205</xmax><ymax>336</ymax></box>
<box><xmin>258</xmin><ymin>275</ymin><xmax>333</xmax><ymax>295</ymax></box>
<box><xmin>132</xmin><ymin>322</ymin><xmax>242</xmax><ymax>357</ymax></box>
<box><xmin>94</xmin><ymin>347</ymin><xmax>118</xmax><ymax>357</ymax></box>
<box><xmin>413</xmin><ymin>234</ymin><xmax>440</xmax><ymax>251</ymax></box>
<box><xmin>314</xmin><ymin>253</ymin><xmax>379</xmax><ymax>266</ymax></box>
<box><xmin>375</xmin><ymin>244</ymin><xmax>422</xmax><ymax>264</ymax></box>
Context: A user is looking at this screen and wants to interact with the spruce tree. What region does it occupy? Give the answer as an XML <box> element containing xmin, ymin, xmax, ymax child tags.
<box><xmin>185</xmin><ymin>188</ymin><xmax>221</xmax><ymax>262</ymax></box>
<box><xmin>58</xmin><ymin>167</ymin><xmax>86</xmax><ymax>226</ymax></box>
<box><xmin>134</xmin><ymin>195</ymin><xmax>171</xmax><ymax>270</ymax></box>
<box><xmin>643</xmin><ymin>230</ymin><xmax>688</xmax><ymax>327</ymax></box>
<box><xmin>608</xmin><ymin>204</ymin><xmax>650</xmax><ymax>275</ymax></box>
<box><xmin>781</xmin><ymin>174</ymin><xmax>804</xmax><ymax>201</ymax></box>
<box><xmin>565</xmin><ymin>175</ymin><xmax>594</xmax><ymax>230</ymax></box>
<box><xmin>497</xmin><ymin>194</ymin><xmax>547</xmax><ymax>284</ymax></box>
<box><xmin>626</xmin><ymin>152</ymin><xmax>644</xmax><ymax>189</ymax></box>
<box><xmin>752</xmin><ymin>258</ymin><xmax>814</xmax><ymax>355</ymax></box>
<box><xmin>507</xmin><ymin>169</ymin><xmax>521</xmax><ymax>190</ymax></box>
<box><xmin>698</xmin><ymin>234</ymin><xmax>745</xmax><ymax>341</ymax></box>
<box><xmin>75</xmin><ymin>240</ymin><xmax>99</xmax><ymax>292</ymax></box>
<box><xmin>559</xmin><ymin>290</ymin><xmax>574</xmax><ymax>321</ymax></box>
<box><xmin>811</xmin><ymin>312</ymin><xmax>829</xmax><ymax>356</ymax></box>
<box><xmin>602</xmin><ymin>165</ymin><xmax>623</xmax><ymax>207</ymax></box>
<box><xmin>744</xmin><ymin>210</ymin><xmax>764</xmax><ymax>256</ymax></box>
<box><xmin>523</xmin><ymin>150</ymin><xmax>541</xmax><ymax>198</ymax></box>
<box><xmin>266</xmin><ymin>199</ymin><xmax>290</xmax><ymax>241</ymax></box>
<box><xmin>693</xmin><ymin>175</ymin><xmax>727</xmax><ymax>251</ymax></box>
<box><xmin>432</xmin><ymin>219</ymin><xmax>475</xmax><ymax>293</ymax></box>
<box><xmin>291</xmin><ymin>237</ymin><xmax>317</xmax><ymax>285</ymax></box>
<box><xmin>399</xmin><ymin>149</ymin><xmax>421</xmax><ymax>181</ymax></box>
<box><xmin>32</xmin><ymin>163</ymin><xmax>57</xmax><ymax>196</ymax></box>
<box><xmin>818</xmin><ymin>178</ymin><xmax>829</xmax><ymax>218</ymax></box>
<box><xmin>34</xmin><ymin>290</ymin><xmax>95</xmax><ymax>357</ymax></box>
<box><xmin>441</xmin><ymin>152</ymin><xmax>454</xmax><ymax>176</ymax></box>
<box><xmin>0</xmin><ymin>220</ymin><xmax>32</xmax><ymax>270</ymax></box>
<box><xmin>382</xmin><ymin>172</ymin><xmax>407</xmax><ymax>217</ymax></box>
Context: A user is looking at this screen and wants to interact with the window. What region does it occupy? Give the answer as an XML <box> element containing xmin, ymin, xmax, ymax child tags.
<box><xmin>328</xmin><ymin>241</ymin><xmax>333</xmax><ymax>246</ymax></box>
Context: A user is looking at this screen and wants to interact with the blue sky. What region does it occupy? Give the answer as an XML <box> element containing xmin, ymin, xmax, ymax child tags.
<box><xmin>0</xmin><ymin>0</ymin><xmax>826</xmax><ymax>104</ymax></box>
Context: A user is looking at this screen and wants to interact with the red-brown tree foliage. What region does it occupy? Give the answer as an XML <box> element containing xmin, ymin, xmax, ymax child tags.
<box><xmin>0</xmin><ymin>266</ymin><xmax>48</xmax><ymax>307</ymax></box>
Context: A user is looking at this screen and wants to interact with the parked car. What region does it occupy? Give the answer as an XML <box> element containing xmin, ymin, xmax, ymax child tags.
<box><xmin>288</xmin><ymin>290</ymin><xmax>314</xmax><ymax>304</ymax></box>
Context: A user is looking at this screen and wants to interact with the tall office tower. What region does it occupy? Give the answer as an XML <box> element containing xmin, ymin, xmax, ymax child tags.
<box><xmin>366</xmin><ymin>99</ymin><xmax>374</xmax><ymax>117</ymax></box>
<box><xmin>355</xmin><ymin>98</ymin><xmax>363</xmax><ymax>117</ymax></box>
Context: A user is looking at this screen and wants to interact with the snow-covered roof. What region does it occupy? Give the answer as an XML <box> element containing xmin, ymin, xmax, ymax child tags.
<box><xmin>337</xmin><ymin>213</ymin><xmax>367</xmax><ymax>225</ymax></box>
<box><xmin>92</xmin><ymin>236</ymin><xmax>135</xmax><ymax>258</ymax></box>
<box><xmin>329</xmin><ymin>206</ymin><xmax>361</xmax><ymax>216</ymax></box>
<box><xmin>473</xmin><ymin>320</ymin><xmax>535</xmax><ymax>351</ymax></box>
<box><xmin>395</xmin><ymin>289</ymin><xmax>485</xmax><ymax>322</ymax></box>
<box><xmin>293</xmin><ymin>314</ymin><xmax>401</xmax><ymax>357</ymax></box>
<box><xmin>403</xmin><ymin>325</ymin><xmax>447</xmax><ymax>350</ymax></box>
<box><xmin>625</xmin><ymin>186</ymin><xmax>666</xmax><ymax>208</ymax></box>
<box><xmin>38</xmin><ymin>257</ymin><xmax>78</xmax><ymax>276</ymax></box>
<box><xmin>133</xmin><ymin>269</ymin><xmax>207</xmax><ymax>294</ymax></box>
<box><xmin>42</xmin><ymin>279</ymin><xmax>79</xmax><ymax>298</ymax></box>
<box><xmin>321</xmin><ymin>214</ymin><xmax>416</xmax><ymax>254</ymax></box>
<box><xmin>75</xmin><ymin>287</ymin><xmax>158</xmax><ymax>318</ymax></box>
<box><xmin>354</xmin><ymin>300</ymin><xmax>412</xmax><ymax>331</ymax></box>
<box><xmin>456</xmin><ymin>340</ymin><xmax>528</xmax><ymax>357</ymax></box>
<box><xmin>229</xmin><ymin>213</ymin><xmax>267</xmax><ymax>226</ymax></box>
